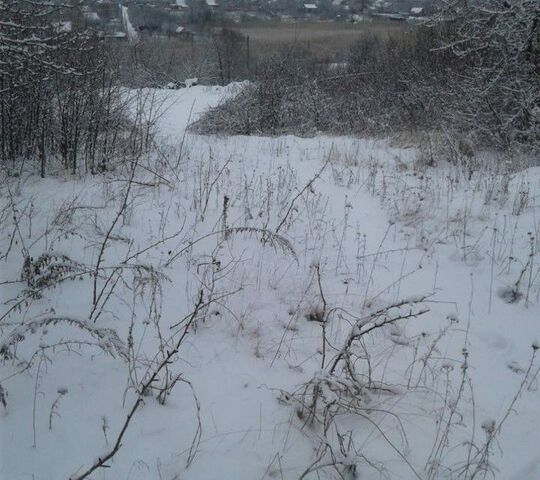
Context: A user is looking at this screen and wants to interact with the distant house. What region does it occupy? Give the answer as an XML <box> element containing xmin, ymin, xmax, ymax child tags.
<box><xmin>169</xmin><ymin>25</ymin><xmax>195</xmax><ymax>39</ymax></box>
<box><xmin>410</xmin><ymin>7</ymin><xmax>424</xmax><ymax>16</ymax></box>
<box><xmin>173</xmin><ymin>0</ymin><xmax>188</xmax><ymax>8</ymax></box>
<box><xmin>304</xmin><ymin>3</ymin><xmax>318</xmax><ymax>11</ymax></box>
<box><xmin>206</xmin><ymin>0</ymin><xmax>218</xmax><ymax>7</ymax></box>
<box><xmin>175</xmin><ymin>26</ymin><xmax>193</xmax><ymax>37</ymax></box>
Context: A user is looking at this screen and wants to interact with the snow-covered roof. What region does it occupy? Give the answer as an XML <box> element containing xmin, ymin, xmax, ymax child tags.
<box><xmin>304</xmin><ymin>3</ymin><xmax>318</xmax><ymax>9</ymax></box>
<box><xmin>410</xmin><ymin>7</ymin><xmax>423</xmax><ymax>14</ymax></box>
<box><xmin>175</xmin><ymin>0</ymin><xmax>188</xmax><ymax>7</ymax></box>
<box><xmin>176</xmin><ymin>26</ymin><xmax>185</xmax><ymax>33</ymax></box>
<box><xmin>206</xmin><ymin>0</ymin><xmax>218</xmax><ymax>6</ymax></box>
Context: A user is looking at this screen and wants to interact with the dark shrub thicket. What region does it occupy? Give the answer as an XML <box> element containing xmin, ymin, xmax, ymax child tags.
<box><xmin>190</xmin><ymin>28</ymin><xmax>463</xmax><ymax>137</ymax></box>
<box><xmin>193</xmin><ymin>6</ymin><xmax>540</xmax><ymax>156</ymax></box>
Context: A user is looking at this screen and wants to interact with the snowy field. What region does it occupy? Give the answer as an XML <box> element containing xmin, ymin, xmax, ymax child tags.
<box><xmin>1</xmin><ymin>85</ymin><xmax>539</xmax><ymax>480</ymax></box>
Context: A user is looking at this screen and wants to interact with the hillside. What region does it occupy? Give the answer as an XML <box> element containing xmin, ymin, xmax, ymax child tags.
<box><xmin>1</xmin><ymin>84</ymin><xmax>539</xmax><ymax>480</ymax></box>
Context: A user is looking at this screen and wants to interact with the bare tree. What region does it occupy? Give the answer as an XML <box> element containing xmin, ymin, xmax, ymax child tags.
<box><xmin>211</xmin><ymin>28</ymin><xmax>247</xmax><ymax>86</ymax></box>
<box><xmin>0</xmin><ymin>1</ymin><xmax>150</xmax><ymax>176</ymax></box>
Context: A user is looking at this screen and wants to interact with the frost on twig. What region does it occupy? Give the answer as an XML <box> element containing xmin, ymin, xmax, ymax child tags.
<box><xmin>0</xmin><ymin>316</ymin><xmax>128</xmax><ymax>361</ymax></box>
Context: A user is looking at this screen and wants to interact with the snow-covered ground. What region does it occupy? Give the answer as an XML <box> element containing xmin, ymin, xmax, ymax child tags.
<box><xmin>1</xmin><ymin>85</ymin><xmax>539</xmax><ymax>480</ymax></box>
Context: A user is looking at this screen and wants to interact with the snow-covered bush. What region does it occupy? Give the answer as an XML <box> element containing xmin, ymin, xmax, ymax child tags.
<box><xmin>195</xmin><ymin>16</ymin><xmax>539</xmax><ymax>160</ymax></box>
<box><xmin>432</xmin><ymin>0</ymin><xmax>540</xmax><ymax>153</ymax></box>
<box><xmin>0</xmin><ymin>1</ymin><xmax>157</xmax><ymax>176</ymax></box>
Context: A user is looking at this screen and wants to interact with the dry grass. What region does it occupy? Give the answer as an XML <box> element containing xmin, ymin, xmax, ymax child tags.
<box><xmin>229</xmin><ymin>21</ymin><xmax>409</xmax><ymax>60</ymax></box>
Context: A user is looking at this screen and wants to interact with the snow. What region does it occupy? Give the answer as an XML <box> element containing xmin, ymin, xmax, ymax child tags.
<box><xmin>1</xmin><ymin>85</ymin><xmax>540</xmax><ymax>480</ymax></box>
<box><xmin>53</xmin><ymin>21</ymin><xmax>72</xmax><ymax>33</ymax></box>
<box><xmin>107</xmin><ymin>31</ymin><xmax>127</xmax><ymax>39</ymax></box>
<box><xmin>121</xmin><ymin>5</ymin><xmax>139</xmax><ymax>45</ymax></box>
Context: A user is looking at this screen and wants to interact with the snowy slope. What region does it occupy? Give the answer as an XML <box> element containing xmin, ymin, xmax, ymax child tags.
<box><xmin>1</xmin><ymin>85</ymin><xmax>539</xmax><ymax>480</ymax></box>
